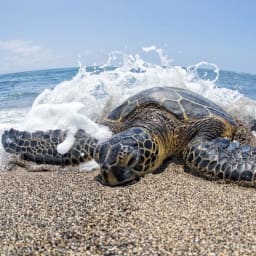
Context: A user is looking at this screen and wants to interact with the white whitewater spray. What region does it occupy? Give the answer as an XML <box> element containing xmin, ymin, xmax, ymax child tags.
<box><xmin>1</xmin><ymin>46</ymin><xmax>256</xmax><ymax>170</ymax></box>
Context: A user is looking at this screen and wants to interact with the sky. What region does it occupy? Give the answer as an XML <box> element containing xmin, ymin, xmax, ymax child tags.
<box><xmin>0</xmin><ymin>0</ymin><xmax>256</xmax><ymax>74</ymax></box>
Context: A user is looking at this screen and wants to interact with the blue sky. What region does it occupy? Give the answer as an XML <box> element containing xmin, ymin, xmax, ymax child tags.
<box><xmin>0</xmin><ymin>0</ymin><xmax>255</xmax><ymax>74</ymax></box>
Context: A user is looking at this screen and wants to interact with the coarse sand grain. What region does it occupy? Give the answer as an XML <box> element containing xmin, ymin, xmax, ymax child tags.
<box><xmin>0</xmin><ymin>164</ymin><xmax>256</xmax><ymax>256</ymax></box>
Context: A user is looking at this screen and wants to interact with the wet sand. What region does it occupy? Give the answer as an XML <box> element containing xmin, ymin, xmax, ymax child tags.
<box><xmin>0</xmin><ymin>164</ymin><xmax>256</xmax><ymax>255</ymax></box>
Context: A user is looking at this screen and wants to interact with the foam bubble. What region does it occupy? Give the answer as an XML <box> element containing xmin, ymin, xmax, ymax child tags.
<box><xmin>187</xmin><ymin>61</ymin><xmax>219</xmax><ymax>83</ymax></box>
<box><xmin>57</xmin><ymin>130</ymin><xmax>75</xmax><ymax>154</ymax></box>
<box><xmin>80</xmin><ymin>160</ymin><xmax>99</xmax><ymax>172</ymax></box>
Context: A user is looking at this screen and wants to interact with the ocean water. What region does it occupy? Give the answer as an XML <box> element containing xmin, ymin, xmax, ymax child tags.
<box><xmin>0</xmin><ymin>48</ymin><xmax>256</xmax><ymax>169</ymax></box>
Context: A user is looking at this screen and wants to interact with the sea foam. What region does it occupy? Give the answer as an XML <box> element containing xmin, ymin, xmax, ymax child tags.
<box><xmin>1</xmin><ymin>46</ymin><xmax>256</xmax><ymax>170</ymax></box>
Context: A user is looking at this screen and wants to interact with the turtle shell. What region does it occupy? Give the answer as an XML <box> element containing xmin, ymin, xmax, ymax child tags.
<box><xmin>106</xmin><ymin>87</ymin><xmax>236</xmax><ymax>126</ymax></box>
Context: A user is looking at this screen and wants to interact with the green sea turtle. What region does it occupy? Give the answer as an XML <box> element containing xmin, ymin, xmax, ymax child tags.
<box><xmin>2</xmin><ymin>86</ymin><xmax>256</xmax><ymax>186</ymax></box>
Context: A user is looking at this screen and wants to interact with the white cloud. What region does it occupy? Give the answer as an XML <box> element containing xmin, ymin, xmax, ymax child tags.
<box><xmin>0</xmin><ymin>40</ymin><xmax>42</xmax><ymax>56</ymax></box>
<box><xmin>0</xmin><ymin>39</ymin><xmax>72</xmax><ymax>74</ymax></box>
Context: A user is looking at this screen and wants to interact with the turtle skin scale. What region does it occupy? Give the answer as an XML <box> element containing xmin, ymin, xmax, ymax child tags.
<box><xmin>2</xmin><ymin>87</ymin><xmax>256</xmax><ymax>186</ymax></box>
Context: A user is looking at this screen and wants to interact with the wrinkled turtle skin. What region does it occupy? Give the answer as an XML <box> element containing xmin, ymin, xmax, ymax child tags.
<box><xmin>2</xmin><ymin>87</ymin><xmax>256</xmax><ymax>186</ymax></box>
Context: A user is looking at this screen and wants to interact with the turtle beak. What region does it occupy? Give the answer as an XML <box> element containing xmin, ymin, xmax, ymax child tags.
<box><xmin>99</xmin><ymin>162</ymin><xmax>118</xmax><ymax>185</ymax></box>
<box><xmin>98</xmin><ymin>163</ymin><xmax>139</xmax><ymax>186</ymax></box>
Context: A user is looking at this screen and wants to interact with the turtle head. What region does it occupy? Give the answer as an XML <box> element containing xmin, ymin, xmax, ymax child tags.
<box><xmin>95</xmin><ymin>135</ymin><xmax>141</xmax><ymax>186</ymax></box>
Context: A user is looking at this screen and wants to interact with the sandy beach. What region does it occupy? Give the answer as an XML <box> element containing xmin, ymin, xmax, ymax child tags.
<box><xmin>0</xmin><ymin>164</ymin><xmax>256</xmax><ymax>256</ymax></box>
<box><xmin>1</xmin><ymin>0</ymin><xmax>256</xmax><ymax>254</ymax></box>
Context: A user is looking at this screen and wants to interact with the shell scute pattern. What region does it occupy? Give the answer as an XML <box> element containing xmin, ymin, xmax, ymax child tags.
<box><xmin>149</xmin><ymin>88</ymin><xmax>181</xmax><ymax>101</ymax></box>
<box><xmin>106</xmin><ymin>87</ymin><xmax>235</xmax><ymax>126</ymax></box>
<box><xmin>162</xmin><ymin>100</ymin><xmax>184</xmax><ymax>119</ymax></box>
<box><xmin>179</xmin><ymin>99</ymin><xmax>210</xmax><ymax>119</ymax></box>
<box><xmin>122</xmin><ymin>101</ymin><xmax>139</xmax><ymax>120</ymax></box>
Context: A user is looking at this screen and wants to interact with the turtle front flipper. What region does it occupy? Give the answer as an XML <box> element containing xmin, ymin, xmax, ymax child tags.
<box><xmin>2</xmin><ymin>128</ymin><xmax>98</xmax><ymax>167</ymax></box>
<box><xmin>183</xmin><ymin>137</ymin><xmax>256</xmax><ymax>185</ymax></box>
